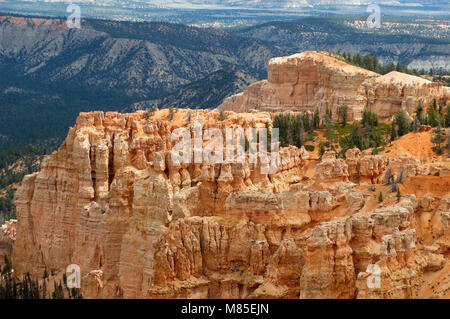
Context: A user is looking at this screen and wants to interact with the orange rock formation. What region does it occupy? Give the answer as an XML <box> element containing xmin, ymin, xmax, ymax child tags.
<box><xmin>1</xmin><ymin>109</ymin><xmax>449</xmax><ymax>299</ymax></box>
<box><xmin>218</xmin><ymin>51</ymin><xmax>450</xmax><ymax>121</ymax></box>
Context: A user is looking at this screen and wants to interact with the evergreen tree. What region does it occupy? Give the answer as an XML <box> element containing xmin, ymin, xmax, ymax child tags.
<box><xmin>353</xmin><ymin>53</ymin><xmax>363</xmax><ymax>66</ymax></box>
<box><xmin>265</xmin><ymin>121</ymin><xmax>271</xmax><ymax>142</ymax></box>
<box><xmin>431</xmin><ymin>122</ymin><xmax>446</xmax><ymax>154</ymax></box>
<box><xmin>384</xmin><ymin>168</ymin><xmax>394</xmax><ymax>185</ymax></box>
<box><xmin>438</xmin><ymin>98</ymin><xmax>444</xmax><ymax>115</ymax></box>
<box><xmin>319</xmin><ymin>142</ymin><xmax>325</xmax><ymax>159</ymax></box>
<box><xmin>337</xmin><ymin>104</ymin><xmax>348</xmax><ymax>127</ymax></box>
<box><xmin>378</xmin><ymin>192</ymin><xmax>383</xmax><ymax>203</ymax></box>
<box><xmin>391</xmin><ymin>182</ymin><xmax>398</xmax><ymax>193</ymax></box>
<box><xmin>413</xmin><ymin>116</ymin><xmax>421</xmax><ymax>132</ymax></box>
<box><xmin>296</xmin><ymin>118</ymin><xmax>304</xmax><ymax>148</ymax></box>
<box><xmin>362</xmin><ymin>108</ymin><xmax>378</xmax><ymax>128</ymax></box>
<box><xmin>340</xmin><ymin>121</ymin><xmax>366</xmax><ymax>152</ymax></box>
<box><xmin>390</xmin><ymin>119</ymin><xmax>398</xmax><ymax>141</ymax></box>
<box><xmin>415</xmin><ymin>103</ymin><xmax>424</xmax><ymax>124</ymax></box>
<box><xmin>186</xmin><ymin>111</ymin><xmax>192</xmax><ymax>124</ymax></box>
<box><xmin>395</xmin><ymin>111</ymin><xmax>411</xmax><ymax>136</ymax></box>
<box><xmin>445</xmin><ymin>104</ymin><xmax>450</xmax><ymax>128</ymax></box>
<box><xmin>325</xmin><ymin>106</ymin><xmax>332</xmax><ymax>122</ymax></box>
<box><xmin>168</xmin><ymin>107</ymin><xmax>175</xmax><ymax>120</ymax></box>
<box><xmin>313</xmin><ymin>108</ymin><xmax>320</xmax><ymax>129</ymax></box>
<box><xmin>426</xmin><ymin>105</ymin><xmax>440</xmax><ymax>127</ymax></box>
<box><xmin>218</xmin><ymin>111</ymin><xmax>227</xmax><ymax>121</ymax></box>
<box><xmin>304</xmin><ymin>113</ymin><xmax>311</xmax><ymax>132</ymax></box>
<box><xmin>447</xmin><ymin>133</ymin><xmax>450</xmax><ymax>158</ymax></box>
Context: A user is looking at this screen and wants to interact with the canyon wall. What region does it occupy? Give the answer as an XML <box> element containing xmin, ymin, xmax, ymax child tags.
<box><xmin>218</xmin><ymin>51</ymin><xmax>450</xmax><ymax>121</ymax></box>
<box><xmin>5</xmin><ymin>109</ymin><xmax>450</xmax><ymax>298</ymax></box>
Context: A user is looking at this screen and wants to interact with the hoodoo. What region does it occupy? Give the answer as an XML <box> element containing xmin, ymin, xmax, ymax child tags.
<box><xmin>3</xmin><ymin>109</ymin><xmax>449</xmax><ymax>298</ymax></box>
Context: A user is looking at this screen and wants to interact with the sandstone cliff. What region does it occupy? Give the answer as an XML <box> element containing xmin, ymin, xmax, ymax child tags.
<box><xmin>218</xmin><ymin>51</ymin><xmax>450</xmax><ymax>121</ymax></box>
<box><xmin>3</xmin><ymin>109</ymin><xmax>450</xmax><ymax>299</ymax></box>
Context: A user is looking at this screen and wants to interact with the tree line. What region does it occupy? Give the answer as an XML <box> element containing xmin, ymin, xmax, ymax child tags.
<box><xmin>333</xmin><ymin>50</ymin><xmax>450</xmax><ymax>77</ymax></box>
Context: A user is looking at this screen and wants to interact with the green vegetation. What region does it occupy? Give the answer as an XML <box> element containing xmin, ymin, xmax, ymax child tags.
<box><xmin>433</xmin><ymin>75</ymin><xmax>450</xmax><ymax>87</ymax></box>
<box><xmin>218</xmin><ymin>111</ymin><xmax>227</xmax><ymax>121</ymax></box>
<box><xmin>168</xmin><ymin>107</ymin><xmax>175</xmax><ymax>121</ymax></box>
<box><xmin>394</xmin><ymin>110</ymin><xmax>411</xmax><ymax>137</ymax></box>
<box><xmin>273</xmin><ymin>113</ymin><xmax>312</xmax><ymax>148</ymax></box>
<box><xmin>335</xmin><ymin>51</ymin><xmax>450</xmax><ymax>77</ymax></box>
<box><xmin>378</xmin><ymin>192</ymin><xmax>383</xmax><ymax>203</ymax></box>
<box><xmin>431</xmin><ymin>123</ymin><xmax>446</xmax><ymax>155</ymax></box>
<box><xmin>0</xmin><ymin>257</ymin><xmax>82</xmax><ymax>299</ymax></box>
<box><xmin>0</xmin><ymin>189</ymin><xmax>16</xmax><ymax>223</ymax></box>
<box><xmin>272</xmin><ymin>107</ymin><xmax>390</xmax><ymax>157</ymax></box>
<box><xmin>0</xmin><ymin>144</ymin><xmax>51</xmax><ymax>222</ymax></box>
<box><xmin>337</xmin><ymin>104</ymin><xmax>348</xmax><ymax>127</ymax></box>
<box><xmin>144</xmin><ymin>106</ymin><xmax>158</xmax><ymax>120</ymax></box>
<box><xmin>389</xmin><ymin>101</ymin><xmax>450</xmax><ymax>154</ymax></box>
<box><xmin>338</xmin><ymin>109</ymin><xmax>388</xmax><ymax>156</ymax></box>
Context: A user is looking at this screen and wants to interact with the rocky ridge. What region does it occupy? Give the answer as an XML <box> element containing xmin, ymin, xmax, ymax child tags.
<box><xmin>218</xmin><ymin>51</ymin><xmax>450</xmax><ymax>121</ymax></box>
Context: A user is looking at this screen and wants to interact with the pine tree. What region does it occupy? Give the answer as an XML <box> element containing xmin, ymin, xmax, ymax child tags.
<box><xmin>447</xmin><ymin>132</ymin><xmax>450</xmax><ymax>158</ymax></box>
<box><xmin>319</xmin><ymin>142</ymin><xmax>325</xmax><ymax>158</ymax></box>
<box><xmin>340</xmin><ymin>121</ymin><xmax>366</xmax><ymax>152</ymax></box>
<box><xmin>313</xmin><ymin>108</ymin><xmax>320</xmax><ymax>129</ymax></box>
<box><xmin>413</xmin><ymin>116</ymin><xmax>421</xmax><ymax>132</ymax></box>
<box><xmin>378</xmin><ymin>192</ymin><xmax>383</xmax><ymax>203</ymax></box>
<box><xmin>395</xmin><ymin>111</ymin><xmax>411</xmax><ymax>136</ymax></box>
<box><xmin>384</xmin><ymin>168</ymin><xmax>393</xmax><ymax>185</ymax></box>
<box><xmin>426</xmin><ymin>106</ymin><xmax>440</xmax><ymax>127</ymax></box>
<box><xmin>391</xmin><ymin>182</ymin><xmax>398</xmax><ymax>193</ymax></box>
<box><xmin>337</xmin><ymin>105</ymin><xmax>348</xmax><ymax>127</ymax></box>
<box><xmin>186</xmin><ymin>111</ymin><xmax>192</xmax><ymax>124</ymax></box>
<box><xmin>396</xmin><ymin>170</ymin><xmax>404</xmax><ymax>184</ymax></box>
<box><xmin>396</xmin><ymin>188</ymin><xmax>401</xmax><ymax>202</ymax></box>
<box><xmin>296</xmin><ymin>119</ymin><xmax>304</xmax><ymax>148</ymax></box>
<box><xmin>218</xmin><ymin>111</ymin><xmax>227</xmax><ymax>121</ymax></box>
<box><xmin>342</xmin><ymin>105</ymin><xmax>348</xmax><ymax>127</ymax></box>
<box><xmin>265</xmin><ymin>121</ymin><xmax>271</xmax><ymax>142</ymax></box>
<box><xmin>415</xmin><ymin>103</ymin><xmax>424</xmax><ymax>124</ymax></box>
<box><xmin>303</xmin><ymin>113</ymin><xmax>311</xmax><ymax>132</ymax></box>
<box><xmin>445</xmin><ymin>104</ymin><xmax>450</xmax><ymax>128</ymax></box>
<box><xmin>167</xmin><ymin>107</ymin><xmax>175</xmax><ymax>120</ymax></box>
<box><xmin>362</xmin><ymin>108</ymin><xmax>378</xmax><ymax>128</ymax></box>
<box><xmin>390</xmin><ymin>119</ymin><xmax>398</xmax><ymax>141</ymax></box>
<box><xmin>325</xmin><ymin>106</ymin><xmax>332</xmax><ymax>122</ymax></box>
<box><xmin>431</xmin><ymin>122</ymin><xmax>446</xmax><ymax>154</ymax></box>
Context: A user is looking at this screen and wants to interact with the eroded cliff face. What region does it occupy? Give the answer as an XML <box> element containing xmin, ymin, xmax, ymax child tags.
<box><xmin>218</xmin><ymin>51</ymin><xmax>450</xmax><ymax>121</ymax></box>
<box><xmin>6</xmin><ymin>109</ymin><xmax>450</xmax><ymax>299</ymax></box>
